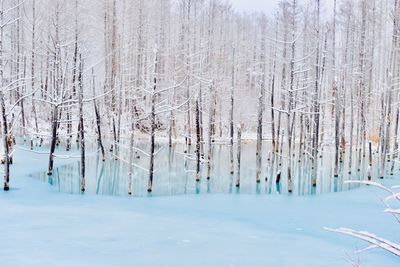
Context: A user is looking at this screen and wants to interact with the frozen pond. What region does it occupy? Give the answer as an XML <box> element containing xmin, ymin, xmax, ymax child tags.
<box><xmin>27</xmin><ymin>140</ymin><xmax>384</xmax><ymax>197</ymax></box>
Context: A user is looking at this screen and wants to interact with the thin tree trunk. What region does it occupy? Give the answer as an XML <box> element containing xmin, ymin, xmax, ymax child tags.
<box><xmin>334</xmin><ymin>80</ymin><xmax>340</xmax><ymax>177</ymax></box>
<box><xmin>333</xmin><ymin>0</ymin><xmax>340</xmax><ymax>177</ymax></box>
<box><xmin>256</xmin><ymin>19</ymin><xmax>266</xmax><ymax>183</ymax></box>
<box><xmin>207</xmin><ymin>82</ymin><xmax>214</xmax><ymax>180</ymax></box>
<box><xmin>148</xmin><ymin>50</ymin><xmax>158</xmax><ymax>192</ymax></box>
<box><xmin>235</xmin><ymin>124</ymin><xmax>241</xmax><ymax>187</ymax></box>
<box><xmin>78</xmin><ymin>57</ymin><xmax>85</xmax><ymax>192</ymax></box>
<box><xmin>31</xmin><ymin>0</ymin><xmax>39</xmax><ymax>142</ymax></box>
<box><xmin>0</xmin><ymin>91</ymin><xmax>9</xmax><ymax>191</ymax></box>
<box><xmin>271</xmin><ymin>16</ymin><xmax>278</xmax><ymax>154</ymax></box>
<box><xmin>92</xmin><ymin>70</ymin><xmax>105</xmax><ymax>161</ymax></box>
<box><xmin>229</xmin><ymin>46</ymin><xmax>235</xmax><ymax>175</ymax></box>
<box><xmin>169</xmin><ymin>86</ymin><xmax>176</xmax><ymax>147</ymax></box>
<box><xmin>128</xmin><ymin>123</ymin><xmax>134</xmax><ymax>195</ymax></box>
<box><xmin>348</xmin><ymin>88</ymin><xmax>354</xmax><ymax>175</ymax></box>
<box><xmin>195</xmin><ymin>99</ymin><xmax>201</xmax><ymax>182</ymax></box>
<box><xmin>368</xmin><ymin>141</ymin><xmax>372</xmax><ymax>180</ymax></box>
<box><xmin>287</xmin><ymin>2</ymin><xmax>296</xmax><ymax>193</ymax></box>
<box><xmin>312</xmin><ymin>0</ymin><xmax>321</xmax><ymax>186</ymax></box>
<box><xmin>390</xmin><ymin>107</ymin><xmax>399</xmax><ymax>175</ymax></box>
<box><xmin>47</xmin><ymin>105</ymin><xmax>58</xmax><ymax>176</ymax></box>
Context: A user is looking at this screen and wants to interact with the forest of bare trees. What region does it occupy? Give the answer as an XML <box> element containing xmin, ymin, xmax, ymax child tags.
<box><xmin>0</xmin><ymin>0</ymin><xmax>400</xmax><ymax>194</ymax></box>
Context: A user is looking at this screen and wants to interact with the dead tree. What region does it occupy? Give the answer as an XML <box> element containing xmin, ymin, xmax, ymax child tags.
<box><xmin>207</xmin><ymin>81</ymin><xmax>214</xmax><ymax>180</ymax></box>
<box><xmin>47</xmin><ymin>3</ymin><xmax>63</xmax><ymax>176</ymax></box>
<box><xmin>0</xmin><ymin>92</ymin><xmax>9</xmax><ymax>191</ymax></box>
<box><xmin>92</xmin><ymin>70</ymin><xmax>105</xmax><ymax>161</ymax></box>
<box><xmin>391</xmin><ymin>107</ymin><xmax>399</xmax><ymax>175</ymax></box>
<box><xmin>270</xmin><ymin>15</ymin><xmax>279</xmax><ymax>154</ymax></box>
<box><xmin>333</xmin><ymin>0</ymin><xmax>340</xmax><ymax>178</ymax></box>
<box><xmin>256</xmin><ymin>17</ymin><xmax>267</xmax><ymax>184</ymax></box>
<box><xmin>78</xmin><ymin>56</ymin><xmax>85</xmax><ymax>192</ymax></box>
<box><xmin>47</xmin><ymin>105</ymin><xmax>58</xmax><ymax>176</ymax></box>
<box><xmin>68</xmin><ymin>0</ymin><xmax>79</xmax><ymax>151</ymax></box>
<box><xmin>229</xmin><ymin>45</ymin><xmax>235</xmax><ymax>175</ymax></box>
<box><xmin>380</xmin><ymin>0</ymin><xmax>400</xmax><ymax>178</ymax></box>
<box><xmin>128</xmin><ymin>122</ymin><xmax>134</xmax><ymax>195</ymax></box>
<box><xmin>286</xmin><ymin>0</ymin><xmax>297</xmax><ymax>193</ymax></box>
<box><xmin>147</xmin><ymin>49</ymin><xmax>158</xmax><ymax>193</ymax></box>
<box><xmin>31</xmin><ymin>0</ymin><xmax>39</xmax><ymax>142</ymax></box>
<box><xmin>368</xmin><ymin>141</ymin><xmax>372</xmax><ymax>180</ymax></box>
<box><xmin>195</xmin><ymin>99</ymin><xmax>201</xmax><ymax>182</ymax></box>
<box><xmin>311</xmin><ymin>0</ymin><xmax>321</xmax><ymax>185</ymax></box>
<box><xmin>0</xmin><ymin>4</ymin><xmax>9</xmax><ymax>190</ymax></box>
<box><xmin>356</xmin><ymin>0</ymin><xmax>367</xmax><ymax>173</ymax></box>
<box><xmin>235</xmin><ymin>124</ymin><xmax>241</xmax><ymax>187</ymax></box>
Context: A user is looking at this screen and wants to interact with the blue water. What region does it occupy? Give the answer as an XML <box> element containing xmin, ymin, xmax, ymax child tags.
<box><xmin>27</xmin><ymin>139</ymin><xmax>383</xmax><ymax>197</ymax></box>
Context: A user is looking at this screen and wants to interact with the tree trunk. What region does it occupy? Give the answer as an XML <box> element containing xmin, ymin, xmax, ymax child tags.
<box><xmin>207</xmin><ymin>82</ymin><xmax>214</xmax><ymax>180</ymax></box>
<box><xmin>229</xmin><ymin>46</ymin><xmax>235</xmax><ymax>175</ymax></box>
<box><xmin>195</xmin><ymin>100</ymin><xmax>201</xmax><ymax>182</ymax></box>
<box><xmin>390</xmin><ymin>106</ymin><xmax>399</xmax><ymax>175</ymax></box>
<box><xmin>92</xmin><ymin>70</ymin><xmax>105</xmax><ymax>161</ymax></box>
<box><xmin>368</xmin><ymin>141</ymin><xmax>372</xmax><ymax>180</ymax></box>
<box><xmin>47</xmin><ymin>105</ymin><xmax>58</xmax><ymax>176</ymax></box>
<box><xmin>128</xmin><ymin>123</ymin><xmax>134</xmax><ymax>195</ymax></box>
<box><xmin>0</xmin><ymin>91</ymin><xmax>9</xmax><ymax>191</ymax></box>
<box><xmin>78</xmin><ymin>58</ymin><xmax>85</xmax><ymax>192</ymax></box>
<box><xmin>235</xmin><ymin>124</ymin><xmax>241</xmax><ymax>187</ymax></box>
<box><xmin>148</xmin><ymin>50</ymin><xmax>158</xmax><ymax>192</ymax></box>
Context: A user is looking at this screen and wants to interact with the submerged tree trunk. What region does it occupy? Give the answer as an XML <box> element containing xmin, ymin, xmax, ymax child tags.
<box><xmin>31</xmin><ymin>0</ymin><xmax>39</xmax><ymax>143</ymax></box>
<box><xmin>128</xmin><ymin>123</ymin><xmax>134</xmax><ymax>195</ymax></box>
<box><xmin>235</xmin><ymin>124</ymin><xmax>241</xmax><ymax>187</ymax></box>
<box><xmin>112</xmin><ymin>117</ymin><xmax>117</xmax><ymax>157</ymax></box>
<box><xmin>148</xmin><ymin>49</ymin><xmax>158</xmax><ymax>193</ymax></box>
<box><xmin>256</xmin><ymin>69</ymin><xmax>265</xmax><ymax>183</ymax></box>
<box><xmin>195</xmin><ymin>100</ymin><xmax>201</xmax><ymax>182</ymax></box>
<box><xmin>368</xmin><ymin>141</ymin><xmax>372</xmax><ymax>180</ymax></box>
<box><xmin>169</xmin><ymin>87</ymin><xmax>176</xmax><ymax>148</ymax></box>
<box><xmin>0</xmin><ymin>7</ymin><xmax>9</xmax><ymax>191</ymax></box>
<box><xmin>334</xmin><ymin>80</ymin><xmax>340</xmax><ymax>177</ymax></box>
<box><xmin>229</xmin><ymin>46</ymin><xmax>235</xmax><ymax>175</ymax></box>
<box><xmin>207</xmin><ymin>82</ymin><xmax>214</xmax><ymax>180</ymax></box>
<box><xmin>332</xmin><ymin>0</ymin><xmax>339</xmax><ymax>177</ymax></box>
<box><xmin>312</xmin><ymin>0</ymin><xmax>321</xmax><ymax>187</ymax></box>
<box><xmin>78</xmin><ymin>57</ymin><xmax>85</xmax><ymax>192</ymax></box>
<box><xmin>1</xmin><ymin>91</ymin><xmax>9</xmax><ymax>191</ymax></box>
<box><xmin>47</xmin><ymin>105</ymin><xmax>58</xmax><ymax>176</ymax></box>
<box><xmin>381</xmin><ymin>85</ymin><xmax>392</xmax><ymax>179</ymax></box>
<box><xmin>287</xmin><ymin>2</ymin><xmax>296</xmax><ymax>193</ymax></box>
<box><xmin>390</xmin><ymin>106</ymin><xmax>399</xmax><ymax>175</ymax></box>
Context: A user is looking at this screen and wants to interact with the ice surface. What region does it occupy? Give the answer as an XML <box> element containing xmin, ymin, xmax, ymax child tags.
<box><xmin>0</xmin><ymin>145</ymin><xmax>399</xmax><ymax>267</ymax></box>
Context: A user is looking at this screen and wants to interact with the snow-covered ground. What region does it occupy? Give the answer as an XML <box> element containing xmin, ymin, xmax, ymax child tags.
<box><xmin>0</xmin><ymin>147</ymin><xmax>399</xmax><ymax>267</ymax></box>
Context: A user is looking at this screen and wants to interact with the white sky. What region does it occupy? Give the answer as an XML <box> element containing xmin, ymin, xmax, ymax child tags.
<box><xmin>231</xmin><ymin>0</ymin><xmax>334</xmax><ymax>16</ymax></box>
<box><xmin>230</xmin><ymin>0</ymin><xmax>279</xmax><ymax>14</ymax></box>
